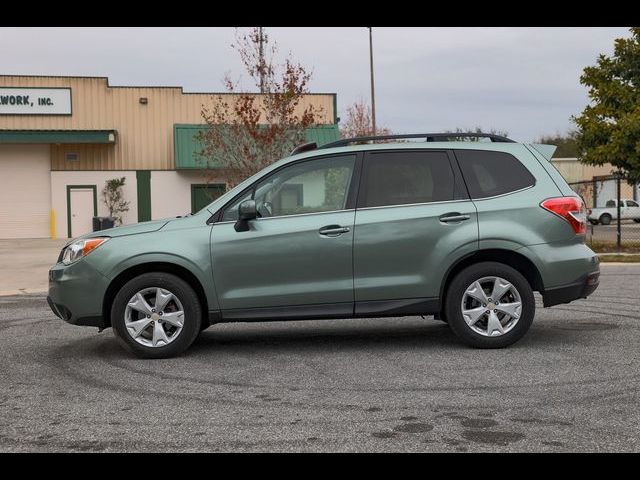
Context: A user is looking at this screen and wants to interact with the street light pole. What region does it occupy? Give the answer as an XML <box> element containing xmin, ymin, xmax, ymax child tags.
<box><xmin>368</xmin><ymin>27</ymin><xmax>376</xmax><ymax>136</ymax></box>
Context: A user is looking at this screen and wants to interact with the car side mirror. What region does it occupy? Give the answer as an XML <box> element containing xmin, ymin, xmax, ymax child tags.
<box><xmin>234</xmin><ymin>199</ymin><xmax>257</xmax><ymax>232</ymax></box>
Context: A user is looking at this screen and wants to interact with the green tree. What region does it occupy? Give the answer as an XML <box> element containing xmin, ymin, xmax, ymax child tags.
<box><xmin>536</xmin><ymin>130</ymin><xmax>579</xmax><ymax>158</ymax></box>
<box><xmin>574</xmin><ymin>27</ymin><xmax>640</xmax><ymax>183</ymax></box>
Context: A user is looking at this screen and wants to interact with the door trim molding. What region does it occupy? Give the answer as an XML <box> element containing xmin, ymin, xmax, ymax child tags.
<box><xmin>354</xmin><ymin>297</ymin><xmax>440</xmax><ymax>316</ymax></box>
<box><xmin>221</xmin><ymin>302</ymin><xmax>353</xmax><ymax>322</ymax></box>
<box><xmin>66</xmin><ymin>184</ymin><xmax>97</xmax><ymax>238</ymax></box>
<box><xmin>218</xmin><ymin>297</ymin><xmax>440</xmax><ymax>323</ymax></box>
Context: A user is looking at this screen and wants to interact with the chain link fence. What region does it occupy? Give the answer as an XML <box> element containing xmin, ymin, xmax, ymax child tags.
<box><xmin>568</xmin><ymin>175</ymin><xmax>640</xmax><ymax>251</ymax></box>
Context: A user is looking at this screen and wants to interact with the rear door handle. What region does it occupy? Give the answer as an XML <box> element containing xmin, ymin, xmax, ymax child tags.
<box><xmin>319</xmin><ymin>225</ymin><xmax>350</xmax><ymax>236</ymax></box>
<box><xmin>439</xmin><ymin>213</ymin><xmax>471</xmax><ymax>223</ymax></box>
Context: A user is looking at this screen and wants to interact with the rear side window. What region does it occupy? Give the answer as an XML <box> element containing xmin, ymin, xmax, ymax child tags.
<box><xmin>455</xmin><ymin>150</ymin><xmax>535</xmax><ymax>199</ymax></box>
<box><xmin>606</xmin><ymin>200</ymin><xmax>616</xmax><ymax>208</ymax></box>
<box><xmin>360</xmin><ymin>151</ymin><xmax>456</xmax><ymax>208</ymax></box>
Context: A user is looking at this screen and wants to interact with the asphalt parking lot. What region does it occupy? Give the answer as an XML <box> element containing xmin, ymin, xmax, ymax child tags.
<box><xmin>1</xmin><ymin>264</ymin><xmax>639</xmax><ymax>452</ymax></box>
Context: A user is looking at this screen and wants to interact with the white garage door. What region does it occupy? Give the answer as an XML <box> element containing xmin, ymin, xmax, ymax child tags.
<box><xmin>0</xmin><ymin>144</ymin><xmax>51</xmax><ymax>239</ymax></box>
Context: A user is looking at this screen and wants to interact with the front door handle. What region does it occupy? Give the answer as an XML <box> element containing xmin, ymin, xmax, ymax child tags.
<box><xmin>319</xmin><ymin>225</ymin><xmax>350</xmax><ymax>237</ymax></box>
<box><xmin>439</xmin><ymin>213</ymin><xmax>471</xmax><ymax>223</ymax></box>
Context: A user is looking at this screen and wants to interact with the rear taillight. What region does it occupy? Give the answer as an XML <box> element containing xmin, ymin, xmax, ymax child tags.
<box><xmin>541</xmin><ymin>196</ymin><xmax>586</xmax><ymax>235</ymax></box>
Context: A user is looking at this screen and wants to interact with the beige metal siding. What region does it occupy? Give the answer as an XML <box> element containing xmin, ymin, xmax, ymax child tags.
<box><xmin>0</xmin><ymin>76</ymin><xmax>335</xmax><ymax>171</ymax></box>
<box><xmin>551</xmin><ymin>158</ymin><xmax>620</xmax><ymax>183</ymax></box>
<box><xmin>551</xmin><ymin>157</ymin><xmax>636</xmax><ymax>199</ymax></box>
<box><xmin>0</xmin><ymin>144</ymin><xmax>51</xmax><ymax>238</ymax></box>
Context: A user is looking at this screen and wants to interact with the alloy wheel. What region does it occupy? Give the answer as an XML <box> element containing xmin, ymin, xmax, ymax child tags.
<box><xmin>460</xmin><ymin>276</ymin><xmax>522</xmax><ymax>337</ymax></box>
<box><xmin>124</xmin><ymin>287</ymin><xmax>185</xmax><ymax>347</ymax></box>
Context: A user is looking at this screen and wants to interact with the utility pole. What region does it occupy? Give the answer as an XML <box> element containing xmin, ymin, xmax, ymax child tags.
<box><xmin>368</xmin><ymin>27</ymin><xmax>376</xmax><ymax>136</ymax></box>
<box><xmin>258</xmin><ymin>27</ymin><xmax>266</xmax><ymax>94</ymax></box>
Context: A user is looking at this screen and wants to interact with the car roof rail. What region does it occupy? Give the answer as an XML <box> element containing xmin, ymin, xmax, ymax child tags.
<box><xmin>320</xmin><ymin>132</ymin><xmax>516</xmax><ymax>149</ymax></box>
<box><xmin>290</xmin><ymin>142</ymin><xmax>318</xmax><ymax>155</ymax></box>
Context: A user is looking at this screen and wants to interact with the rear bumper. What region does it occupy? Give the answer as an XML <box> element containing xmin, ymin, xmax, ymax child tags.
<box><xmin>542</xmin><ymin>270</ymin><xmax>600</xmax><ymax>307</ymax></box>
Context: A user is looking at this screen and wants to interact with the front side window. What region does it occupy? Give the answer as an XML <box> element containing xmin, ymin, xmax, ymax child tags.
<box><xmin>221</xmin><ymin>192</ymin><xmax>252</xmax><ymax>221</ymax></box>
<box><xmin>221</xmin><ymin>154</ymin><xmax>355</xmax><ymax>221</ymax></box>
<box><xmin>455</xmin><ymin>150</ymin><xmax>536</xmax><ymax>199</ymax></box>
<box><xmin>626</xmin><ymin>200</ymin><xmax>639</xmax><ymax>207</ymax></box>
<box><xmin>359</xmin><ymin>151</ymin><xmax>456</xmax><ymax>208</ymax></box>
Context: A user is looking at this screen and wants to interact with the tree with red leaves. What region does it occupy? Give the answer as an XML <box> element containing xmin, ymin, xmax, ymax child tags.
<box><xmin>339</xmin><ymin>98</ymin><xmax>391</xmax><ymax>139</ymax></box>
<box><xmin>198</xmin><ymin>28</ymin><xmax>323</xmax><ymax>188</ymax></box>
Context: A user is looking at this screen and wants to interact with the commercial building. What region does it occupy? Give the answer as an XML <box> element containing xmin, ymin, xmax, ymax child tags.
<box><xmin>551</xmin><ymin>158</ymin><xmax>639</xmax><ymax>207</ymax></box>
<box><xmin>0</xmin><ymin>75</ymin><xmax>338</xmax><ymax>239</ymax></box>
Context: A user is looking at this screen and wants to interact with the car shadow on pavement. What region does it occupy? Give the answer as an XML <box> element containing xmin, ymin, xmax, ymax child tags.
<box><xmin>52</xmin><ymin>318</ymin><xmax>589</xmax><ymax>361</ymax></box>
<box><xmin>182</xmin><ymin>319</ymin><xmax>582</xmax><ymax>356</ymax></box>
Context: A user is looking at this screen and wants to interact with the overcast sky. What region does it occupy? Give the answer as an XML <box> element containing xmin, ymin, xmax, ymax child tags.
<box><xmin>0</xmin><ymin>27</ymin><xmax>630</xmax><ymax>141</ymax></box>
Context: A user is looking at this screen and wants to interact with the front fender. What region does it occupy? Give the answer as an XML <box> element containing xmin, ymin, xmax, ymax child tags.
<box><xmin>85</xmin><ymin>225</ymin><xmax>219</xmax><ymax>311</ymax></box>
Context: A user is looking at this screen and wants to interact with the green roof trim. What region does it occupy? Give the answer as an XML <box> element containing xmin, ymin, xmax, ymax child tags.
<box><xmin>174</xmin><ymin>124</ymin><xmax>340</xmax><ymax>170</ymax></box>
<box><xmin>0</xmin><ymin>130</ymin><xmax>117</xmax><ymax>144</ymax></box>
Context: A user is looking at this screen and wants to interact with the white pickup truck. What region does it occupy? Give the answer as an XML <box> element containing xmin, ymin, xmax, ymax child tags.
<box><xmin>588</xmin><ymin>199</ymin><xmax>640</xmax><ymax>225</ymax></box>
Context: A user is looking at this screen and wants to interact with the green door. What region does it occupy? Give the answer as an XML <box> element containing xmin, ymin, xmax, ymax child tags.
<box><xmin>210</xmin><ymin>154</ymin><xmax>357</xmax><ymax>314</ymax></box>
<box><xmin>191</xmin><ymin>184</ymin><xmax>226</xmax><ymax>214</ymax></box>
<box><xmin>353</xmin><ymin>150</ymin><xmax>478</xmax><ymax>307</ymax></box>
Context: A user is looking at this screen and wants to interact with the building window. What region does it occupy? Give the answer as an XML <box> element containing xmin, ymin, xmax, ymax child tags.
<box><xmin>65</xmin><ymin>152</ymin><xmax>79</xmax><ymax>162</ymax></box>
<box><xmin>191</xmin><ymin>184</ymin><xmax>226</xmax><ymax>214</ymax></box>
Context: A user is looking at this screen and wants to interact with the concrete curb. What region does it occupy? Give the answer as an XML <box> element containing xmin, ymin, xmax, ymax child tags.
<box><xmin>0</xmin><ymin>289</ymin><xmax>47</xmax><ymax>297</ymax></box>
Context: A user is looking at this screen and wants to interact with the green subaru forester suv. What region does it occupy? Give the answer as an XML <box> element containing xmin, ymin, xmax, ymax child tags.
<box><xmin>48</xmin><ymin>133</ymin><xmax>600</xmax><ymax>358</ymax></box>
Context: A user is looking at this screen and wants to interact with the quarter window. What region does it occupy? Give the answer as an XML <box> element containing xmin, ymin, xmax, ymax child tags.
<box><xmin>455</xmin><ymin>150</ymin><xmax>536</xmax><ymax>199</ymax></box>
<box><xmin>360</xmin><ymin>151</ymin><xmax>456</xmax><ymax>208</ymax></box>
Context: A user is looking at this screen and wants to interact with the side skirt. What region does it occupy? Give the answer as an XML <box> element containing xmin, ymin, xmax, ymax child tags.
<box><xmin>211</xmin><ymin>297</ymin><xmax>441</xmax><ymax>323</ymax></box>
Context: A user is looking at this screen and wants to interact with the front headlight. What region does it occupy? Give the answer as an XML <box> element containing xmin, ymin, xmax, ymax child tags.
<box><xmin>61</xmin><ymin>238</ymin><xmax>110</xmax><ymax>265</ymax></box>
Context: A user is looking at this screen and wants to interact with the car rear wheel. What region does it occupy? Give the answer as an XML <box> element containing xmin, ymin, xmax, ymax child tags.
<box><xmin>600</xmin><ymin>214</ymin><xmax>612</xmax><ymax>225</ymax></box>
<box><xmin>445</xmin><ymin>262</ymin><xmax>535</xmax><ymax>348</ymax></box>
<box><xmin>111</xmin><ymin>272</ymin><xmax>201</xmax><ymax>358</ymax></box>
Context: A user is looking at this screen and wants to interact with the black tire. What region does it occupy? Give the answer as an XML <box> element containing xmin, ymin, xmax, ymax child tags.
<box><xmin>634</xmin><ymin>219</ymin><xmax>640</xmax><ymax>223</ymax></box>
<box><xmin>433</xmin><ymin>312</ymin><xmax>448</xmax><ymax>323</ymax></box>
<box><xmin>444</xmin><ymin>262</ymin><xmax>535</xmax><ymax>349</ymax></box>
<box><xmin>111</xmin><ymin>272</ymin><xmax>202</xmax><ymax>358</ymax></box>
<box><xmin>600</xmin><ymin>214</ymin><xmax>612</xmax><ymax>226</ymax></box>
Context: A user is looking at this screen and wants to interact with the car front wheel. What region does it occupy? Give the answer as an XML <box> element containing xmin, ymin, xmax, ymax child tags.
<box><xmin>111</xmin><ymin>272</ymin><xmax>202</xmax><ymax>358</ymax></box>
<box><xmin>445</xmin><ymin>262</ymin><xmax>535</xmax><ymax>349</ymax></box>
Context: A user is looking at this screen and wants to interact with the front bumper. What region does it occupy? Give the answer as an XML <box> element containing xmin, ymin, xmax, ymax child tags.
<box><xmin>542</xmin><ymin>270</ymin><xmax>600</xmax><ymax>307</ymax></box>
<box><xmin>48</xmin><ymin>259</ymin><xmax>110</xmax><ymax>328</ymax></box>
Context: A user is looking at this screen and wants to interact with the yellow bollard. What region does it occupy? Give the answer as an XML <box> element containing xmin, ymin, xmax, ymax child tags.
<box><xmin>50</xmin><ymin>209</ymin><xmax>56</xmax><ymax>239</ymax></box>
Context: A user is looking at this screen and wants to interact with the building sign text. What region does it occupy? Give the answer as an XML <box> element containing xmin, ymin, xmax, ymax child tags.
<box><xmin>0</xmin><ymin>88</ymin><xmax>72</xmax><ymax>115</ymax></box>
